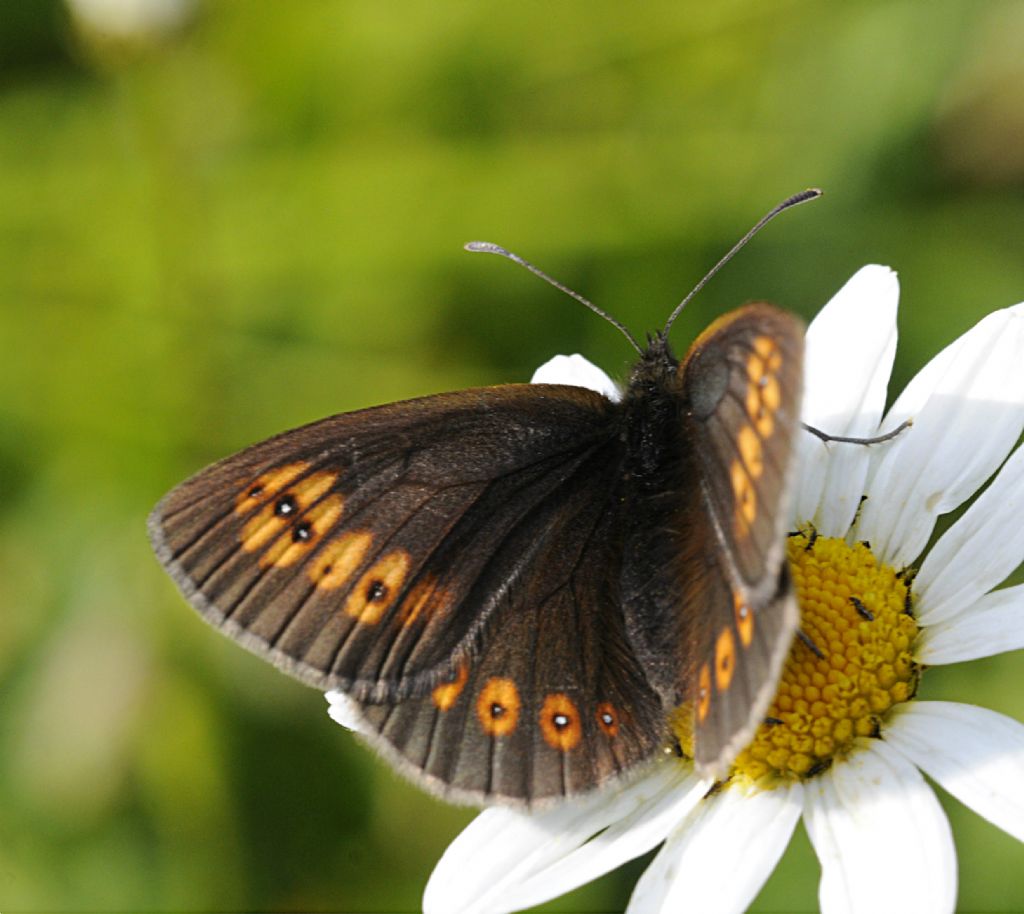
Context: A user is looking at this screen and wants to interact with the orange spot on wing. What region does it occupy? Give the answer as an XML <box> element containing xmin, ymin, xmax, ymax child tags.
<box><xmin>239</xmin><ymin>469</ymin><xmax>338</xmax><ymax>554</ymax></box>
<box><xmin>596</xmin><ymin>702</ymin><xmax>620</xmax><ymax>737</ymax></box>
<box><xmin>730</xmin><ymin>459</ymin><xmax>757</xmax><ymax>532</ymax></box>
<box><xmin>261</xmin><ymin>494</ymin><xmax>344</xmax><ymax>568</ymax></box>
<box><xmin>745</xmin><ymin>337</ymin><xmax>783</xmax><ymax>438</ymax></box>
<box><xmin>754</xmin><ymin>405</ymin><xmax>775</xmax><ymax>439</ymax></box>
<box><xmin>715</xmin><ymin>627</ymin><xmax>736</xmax><ymax>691</ymax></box>
<box><xmin>432</xmin><ymin>662</ymin><xmax>469</xmax><ymax>711</ymax></box>
<box><xmin>746</xmin><ymin>383</ymin><xmax>762</xmax><ymax>423</ymax></box>
<box><xmin>240</xmin><ymin>505</ymin><xmax>288</xmax><ymax>553</ymax></box>
<box><xmin>760</xmin><ymin>374</ymin><xmax>781</xmax><ymax>412</ymax></box>
<box><xmin>737</xmin><ymin>424</ymin><xmax>764</xmax><ymax>479</ymax></box>
<box><xmin>746</xmin><ymin>350</ymin><xmax>766</xmax><ymax>384</ymax></box>
<box><xmin>290</xmin><ymin>471</ymin><xmax>337</xmax><ymax>506</ymax></box>
<box><xmin>697</xmin><ymin>663</ymin><xmax>712</xmax><ymax>723</ymax></box>
<box><xmin>344</xmin><ymin>549</ymin><xmax>411</xmax><ymax>625</ymax></box>
<box><xmin>234</xmin><ymin>462</ymin><xmax>310</xmax><ymax>516</ymax></box>
<box><xmin>477</xmin><ymin>677</ymin><xmax>520</xmax><ymax>737</ymax></box>
<box><xmin>539</xmin><ymin>693</ymin><xmax>582</xmax><ymax>752</ymax></box>
<box><xmin>734</xmin><ymin>592</ymin><xmax>754</xmax><ymax>647</ymax></box>
<box><xmin>310</xmin><ymin>531</ymin><xmax>373</xmax><ymax>590</ymax></box>
<box><xmin>752</xmin><ymin>336</ymin><xmax>782</xmax><ymax>374</ymax></box>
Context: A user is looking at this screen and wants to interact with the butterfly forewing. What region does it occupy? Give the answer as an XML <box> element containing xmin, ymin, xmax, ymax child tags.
<box><xmin>678</xmin><ymin>304</ymin><xmax>804</xmax><ymax>776</ymax></box>
<box><xmin>150</xmin><ymin>383</ymin><xmax>668</xmax><ymax>802</ymax></box>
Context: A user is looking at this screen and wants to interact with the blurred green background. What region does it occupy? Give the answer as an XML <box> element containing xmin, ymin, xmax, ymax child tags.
<box><xmin>2</xmin><ymin>1</ymin><xmax>1023</xmax><ymax>911</ymax></box>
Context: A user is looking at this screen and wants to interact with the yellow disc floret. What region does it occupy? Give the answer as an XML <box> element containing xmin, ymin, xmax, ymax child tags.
<box><xmin>731</xmin><ymin>528</ymin><xmax>919</xmax><ymax>784</ymax></box>
<box><xmin>670</xmin><ymin>528</ymin><xmax>920</xmax><ymax>785</ymax></box>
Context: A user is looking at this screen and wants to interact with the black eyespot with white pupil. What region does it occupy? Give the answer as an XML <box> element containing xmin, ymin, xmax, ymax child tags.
<box><xmin>490</xmin><ymin>703</ymin><xmax>505</xmax><ymax>718</ymax></box>
<box><xmin>600</xmin><ymin>711</ymin><xmax>614</xmax><ymax>726</ymax></box>
<box><xmin>275</xmin><ymin>495</ymin><xmax>297</xmax><ymax>516</ymax></box>
<box><xmin>292</xmin><ymin>521</ymin><xmax>312</xmax><ymax>543</ymax></box>
<box><xmin>552</xmin><ymin>713</ymin><xmax>570</xmax><ymax>730</ymax></box>
<box><xmin>366</xmin><ymin>580</ymin><xmax>388</xmax><ymax>602</ymax></box>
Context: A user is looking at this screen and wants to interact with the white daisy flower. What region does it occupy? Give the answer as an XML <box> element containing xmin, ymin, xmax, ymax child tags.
<box><xmin>413</xmin><ymin>265</ymin><xmax>1024</xmax><ymax>914</ymax></box>
<box><xmin>67</xmin><ymin>0</ymin><xmax>196</xmax><ymax>37</ymax></box>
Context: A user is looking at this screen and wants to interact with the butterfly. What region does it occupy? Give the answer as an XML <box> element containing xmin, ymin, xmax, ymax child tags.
<box><xmin>148</xmin><ymin>191</ymin><xmax>818</xmax><ymax>806</ymax></box>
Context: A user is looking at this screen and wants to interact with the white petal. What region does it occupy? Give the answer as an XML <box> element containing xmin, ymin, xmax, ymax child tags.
<box><xmin>857</xmin><ymin>302</ymin><xmax>1024</xmax><ymax>568</ymax></box>
<box><xmin>916</xmin><ymin>584</ymin><xmax>1024</xmax><ymax>665</ymax></box>
<box><xmin>325</xmin><ymin>690</ymin><xmax>366</xmax><ymax>733</ymax></box>
<box><xmin>626</xmin><ymin>778</ymin><xmax>803</xmax><ymax>914</ymax></box>
<box><xmin>500</xmin><ymin>769</ymin><xmax>708</xmax><ymax>913</ymax></box>
<box><xmin>885</xmin><ymin>702</ymin><xmax>1024</xmax><ymax>843</ymax></box>
<box><xmin>804</xmin><ymin>740</ymin><xmax>956</xmax><ymax>914</ymax></box>
<box><xmin>423</xmin><ymin>762</ymin><xmax>691</xmax><ymax>914</ymax></box>
<box><xmin>795</xmin><ymin>266</ymin><xmax>899</xmax><ymax>536</ymax></box>
<box><xmin>530</xmin><ymin>354</ymin><xmax>621</xmax><ymax>401</ymax></box>
<box><xmin>914</xmin><ymin>441</ymin><xmax>1024</xmax><ymax>626</ymax></box>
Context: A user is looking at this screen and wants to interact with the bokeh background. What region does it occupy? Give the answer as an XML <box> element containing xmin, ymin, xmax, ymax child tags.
<box><xmin>2</xmin><ymin>1</ymin><xmax>1023</xmax><ymax>911</ymax></box>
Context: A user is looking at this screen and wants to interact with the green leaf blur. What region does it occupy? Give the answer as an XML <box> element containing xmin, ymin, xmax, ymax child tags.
<box><xmin>1</xmin><ymin>1</ymin><xmax>1022</xmax><ymax>911</ymax></box>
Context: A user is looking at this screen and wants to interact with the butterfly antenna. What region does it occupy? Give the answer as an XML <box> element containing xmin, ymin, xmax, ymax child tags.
<box><xmin>662</xmin><ymin>188</ymin><xmax>823</xmax><ymax>337</ymax></box>
<box><xmin>465</xmin><ymin>241</ymin><xmax>644</xmax><ymax>355</ymax></box>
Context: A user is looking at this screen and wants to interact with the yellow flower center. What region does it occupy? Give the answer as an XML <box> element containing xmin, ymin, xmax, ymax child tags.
<box><xmin>678</xmin><ymin>528</ymin><xmax>921</xmax><ymax>785</ymax></box>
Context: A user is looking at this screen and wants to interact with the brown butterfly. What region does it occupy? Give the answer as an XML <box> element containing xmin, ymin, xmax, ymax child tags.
<box><xmin>148</xmin><ymin>191</ymin><xmax>816</xmax><ymax>806</ymax></box>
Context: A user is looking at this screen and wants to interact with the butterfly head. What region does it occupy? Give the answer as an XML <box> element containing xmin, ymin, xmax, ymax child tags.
<box><xmin>623</xmin><ymin>330</ymin><xmax>684</xmax><ymax>399</ymax></box>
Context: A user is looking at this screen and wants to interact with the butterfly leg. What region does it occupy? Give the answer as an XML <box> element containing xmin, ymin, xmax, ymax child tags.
<box><xmin>801</xmin><ymin>419</ymin><xmax>912</xmax><ymax>446</ymax></box>
<box><xmin>796</xmin><ymin>628</ymin><xmax>825</xmax><ymax>659</ymax></box>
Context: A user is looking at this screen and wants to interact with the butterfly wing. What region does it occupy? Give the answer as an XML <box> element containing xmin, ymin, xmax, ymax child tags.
<box><xmin>622</xmin><ymin>304</ymin><xmax>804</xmax><ymax>778</ymax></box>
<box><xmin>150</xmin><ymin>383</ymin><xmax>665</xmax><ymax>803</ymax></box>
